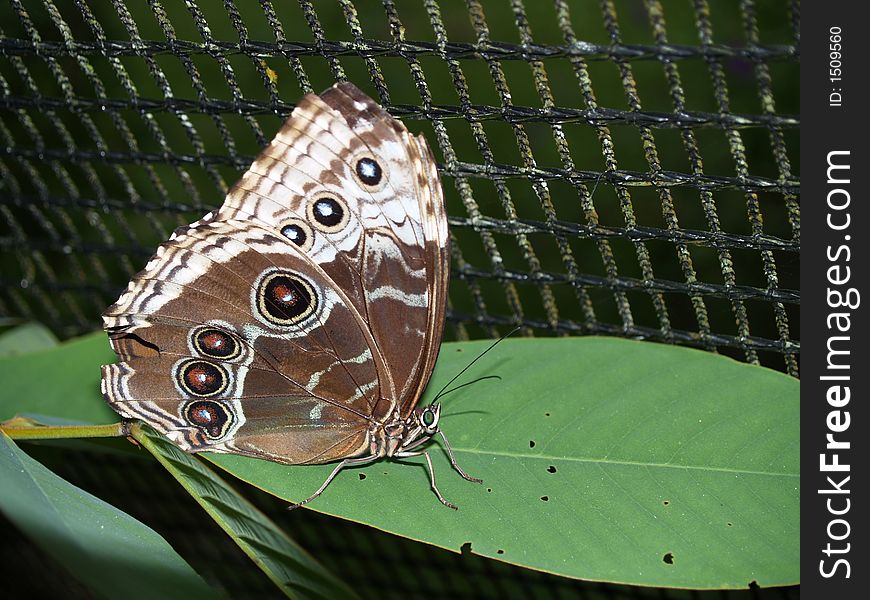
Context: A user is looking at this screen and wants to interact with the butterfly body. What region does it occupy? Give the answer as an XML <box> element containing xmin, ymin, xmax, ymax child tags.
<box><xmin>101</xmin><ymin>82</ymin><xmax>478</xmax><ymax>507</ymax></box>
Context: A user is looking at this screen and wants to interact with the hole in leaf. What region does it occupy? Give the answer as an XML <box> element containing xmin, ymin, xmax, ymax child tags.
<box><xmin>358</xmin><ymin>473</ymin><xmax>366</xmax><ymax>480</ymax></box>
<box><xmin>748</xmin><ymin>581</ymin><xmax>759</xmax><ymax>589</ymax></box>
<box><xmin>486</xmin><ymin>488</ymin><xmax>492</xmax><ymax>493</ymax></box>
<box><xmin>727</xmin><ymin>522</ymin><xmax>733</xmax><ymax>527</ymax></box>
<box><xmin>540</xmin><ymin>496</ymin><xmax>549</xmax><ymax>502</ymax></box>
<box><xmin>529</xmin><ymin>440</ymin><xmax>536</xmax><ymax>448</ymax></box>
<box><xmin>663</xmin><ymin>552</ymin><xmax>674</xmax><ymax>565</ymax></box>
<box><xmin>662</xmin><ymin>500</ymin><xmax>670</xmax><ymax>506</ymax></box>
<box><xmin>547</xmin><ymin>465</ymin><xmax>557</xmax><ymax>474</ymax></box>
<box><xmin>460</xmin><ymin>542</ymin><xmax>472</xmax><ymax>555</ymax></box>
<box><xmin>496</xmin><ymin>549</ymin><xmax>504</xmax><ymax>555</ymax></box>
<box><xmin>544</xmin><ymin>412</ymin><xmax>551</xmax><ymax>417</ymax></box>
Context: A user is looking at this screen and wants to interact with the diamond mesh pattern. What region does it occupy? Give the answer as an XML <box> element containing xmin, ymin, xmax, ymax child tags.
<box><xmin>0</xmin><ymin>1</ymin><xmax>799</xmax><ymax>375</ymax></box>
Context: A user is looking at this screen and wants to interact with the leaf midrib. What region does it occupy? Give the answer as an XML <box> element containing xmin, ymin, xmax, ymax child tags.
<box><xmin>452</xmin><ymin>447</ymin><xmax>798</xmax><ymax>477</ymax></box>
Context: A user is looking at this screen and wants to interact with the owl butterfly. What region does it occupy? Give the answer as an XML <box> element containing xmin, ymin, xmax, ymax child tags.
<box><xmin>101</xmin><ymin>82</ymin><xmax>480</xmax><ymax>509</ymax></box>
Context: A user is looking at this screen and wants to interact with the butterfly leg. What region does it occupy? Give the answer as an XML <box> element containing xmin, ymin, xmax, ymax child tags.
<box><xmin>438</xmin><ymin>430</ymin><xmax>483</xmax><ymax>483</ymax></box>
<box><xmin>395</xmin><ymin>449</ymin><xmax>458</xmax><ymax>510</ymax></box>
<box><xmin>288</xmin><ymin>454</ymin><xmax>378</xmax><ymax>510</ymax></box>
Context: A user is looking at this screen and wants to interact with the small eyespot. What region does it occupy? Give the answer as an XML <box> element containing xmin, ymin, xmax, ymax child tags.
<box><xmin>355</xmin><ymin>157</ymin><xmax>382</xmax><ymax>186</ymax></box>
<box><xmin>279</xmin><ymin>219</ymin><xmax>313</xmax><ymax>251</ymax></box>
<box><xmin>184</xmin><ymin>400</ymin><xmax>230</xmax><ymax>439</ymax></box>
<box><xmin>177</xmin><ymin>360</ymin><xmax>229</xmax><ymax>397</ymax></box>
<box><xmin>281</xmin><ymin>224</ymin><xmax>307</xmax><ymax>245</ymax></box>
<box><xmin>307</xmin><ymin>194</ymin><xmax>349</xmax><ymax>233</ymax></box>
<box><xmin>256</xmin><ymin>270</ymin><xmax>318</xmax><ymax>327</ymax></box>
<box><xmin>193</xmin><ymin>327</ymin><xmax>240</xmax><ymax>360</ymax></box>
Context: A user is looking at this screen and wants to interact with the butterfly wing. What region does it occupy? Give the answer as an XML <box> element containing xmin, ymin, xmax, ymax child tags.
<box><xmin>215</xmin><ymin>82</ymin><xmax>448</xmax><ymax>418</ymax></box>
<box><xmin>103</xmin><ymin>220</ymin><xmax>382</xmax><ymax>463</ymax></box>
<box><xmin>101</xmin><ymin>83</ymin><xmax>448</xmax><ymax>463</ymax></box>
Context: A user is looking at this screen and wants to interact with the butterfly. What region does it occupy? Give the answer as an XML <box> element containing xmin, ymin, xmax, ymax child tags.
<box><xmin>100</xmin><ymin>82</ymin><xmax>480</xmax><ymax>509</ymax></box>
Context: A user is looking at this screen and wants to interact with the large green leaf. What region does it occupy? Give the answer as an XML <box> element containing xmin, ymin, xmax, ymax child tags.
<box><xmin>0</xmin><ymin>332</ymin><xmax>799</xmax><ymax>589</ymax></box>
<box><xmin>0</xmin><ymin>431</ymin><xmax>217</xmax><ymax>599</ymax></box>
<box><xmin>206</xmin><ymin>338</ymin><xmax>799</xmax><ymax>589</ymax></box>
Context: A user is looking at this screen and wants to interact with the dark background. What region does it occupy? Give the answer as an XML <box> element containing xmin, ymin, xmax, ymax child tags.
<box><xmin>0</xmin><ymin>0</ymin><xmax>799</xmax><ymax>373</ymax></box>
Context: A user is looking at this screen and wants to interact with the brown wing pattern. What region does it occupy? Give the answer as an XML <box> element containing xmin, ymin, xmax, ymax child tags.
<box><xmin>100</xmin><ymin>83</ymin><xmax>447</xmax><ymax>464</ymax></box>
<box><xmin>319</xmin><ymin>84</ymin><xmax>449</xmax><ymax>418</ymax></box>
<box><xmin>103</xmin><ymin>220</ymin><xmax>381</xmax><ymax>463</ymax></box>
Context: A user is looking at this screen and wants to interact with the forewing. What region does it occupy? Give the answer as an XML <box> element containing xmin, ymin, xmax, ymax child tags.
<box><xmin>218</xmin><ymin>82</ymin><xmax>448</xmax><ymax>417</ymax></box>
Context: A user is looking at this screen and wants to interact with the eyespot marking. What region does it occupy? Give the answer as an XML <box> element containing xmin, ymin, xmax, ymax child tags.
<box><xmin>193</xmin><ymin>327</ymin><xmax>240</xmax><ymax>360</ymax></box>
<box><xmin>177</xmin><ymin>359</ymin><xmax>229</xmax><ymax>397</ymax></box>
<box><xmin>256</xmin><ymin>271</ymin><xmax>318</xmax><ymax>326</ymax></box>
<box><xmin>355</xmin><ymin>157</ymin><xmax>382</xmax><ymax>186</ymax></box>
<box><xmin>279</xmin><ymin>219</ymin><xmax>314</xmax><ymax>251</ymax></box>
<box><xmin>307</xmin><ymin>195</ymin><xmax>349</xmax><ymax>233</ymax></box>
<box><xmin>184</xmin><ymin>400</ymin><xmax>230</xmax><ymax>439</ymax></box>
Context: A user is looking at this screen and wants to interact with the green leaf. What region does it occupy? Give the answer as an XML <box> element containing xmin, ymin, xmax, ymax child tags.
<box><xmin>1</xmin><ymin>332</ymin><xmax>799</xmax><ymax>588</ymax></box>
<box><xmin>0</xmin><ymin>332</ymin><xmax>354</xmax><ymax>598</ymax></box>
<box><xmin>0</xmin><ymin>332</ymin><xmax>118</xmax><ymax>424</ymax></box>
<box><xmin>133</xmin><ymin>424</ymin><xmax>358</xmax><ymax>600</ymax></box>
<box><xmin>206</xmin><ymin>337</ymin><xmax>799</xmax><ymax>589</ymax></box>
<box><xmin>0</xmin><ymin>431</ymin><xmax>217</xmax><ymax>599</ymax></box>
<box><xmin>0</xmin><ymin>322</ymin><xmax>59</xmax><ymax>356</ymax></box>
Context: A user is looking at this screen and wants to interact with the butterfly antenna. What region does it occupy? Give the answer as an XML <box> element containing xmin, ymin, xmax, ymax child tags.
<box><xmin>432</xmin><ymin>327</ymin><xmax>520</xmax><ymax>403</ymax></box>
<box><xmin>435</xmin><ymin>375</ymin><xmax>501</xmax><ymax>402</ymax></box>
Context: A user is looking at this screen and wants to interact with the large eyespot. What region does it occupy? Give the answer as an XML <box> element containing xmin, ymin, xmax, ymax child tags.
<box><xmin>177</xmin><ymin>359</ymin><xmax>229</xmax><ymax>398</ymax></box>
<box><xmin>257</xmin><ymin>271</ymin><xmax>318</xmax><ymax>326</ymax></box>
<box><xmin>307</xmin><ymin>194</ymin><xmax>349</xmax><ymax>233</ymax></box>
<box><xmin>355</xmin><ymin>157</ymin><xmax>382</xmax><ymax>186</ymax></box>
<box><xmin>193</xmin><ymin>327</ymin><xmax>240</xmax><ymax>360</ymax></box>
<box><xmin>279</xmin><ymin>218</ymin><xmax>314</xmax><ymax>252</ymax></box>
<box><xmin>184</xmin><ymin>400</ymin><xmax>230</xmax><ymax>439</ymax></box>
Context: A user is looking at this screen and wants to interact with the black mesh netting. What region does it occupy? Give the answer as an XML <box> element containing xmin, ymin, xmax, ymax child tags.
<box><xmin>0</xmin><ymin>0</ymin><xmax>799</xmax><ymax>596</ymax></box>
<box><xmin>0</xmin><ymin>0</ymin><xmax>799</xmax><ymax>374</ymax></box>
